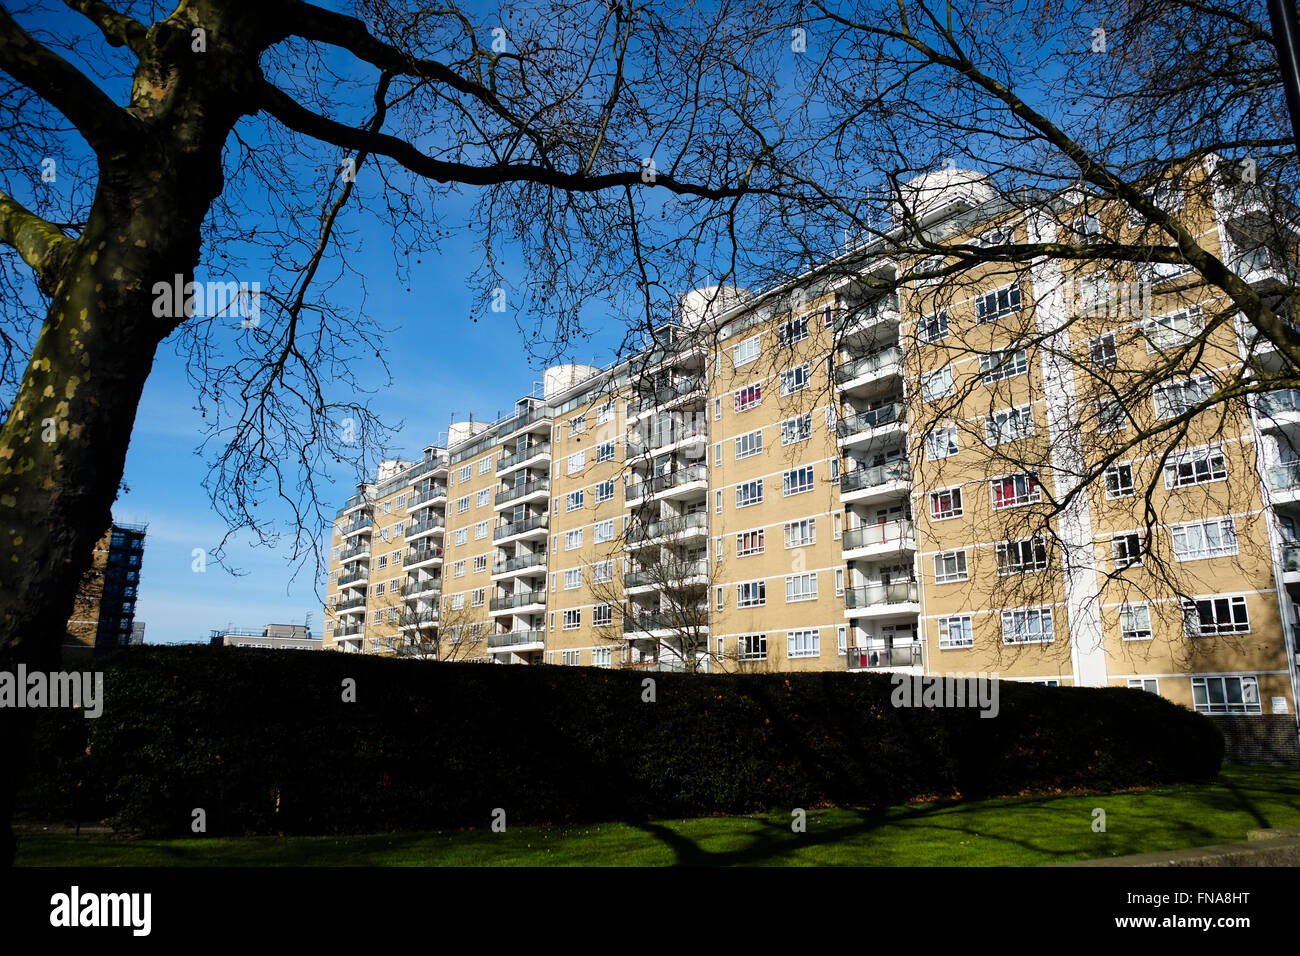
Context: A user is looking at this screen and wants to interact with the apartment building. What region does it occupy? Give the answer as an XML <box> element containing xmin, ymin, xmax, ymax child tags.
<box><xmin>64</xmin><ymin>522</ymin><xmax>147</xmax><ymax>660</ymax></box>
<box><xmin>323</xmin><ymin>161</ymin><xmax>1300</xmax><ymax>743</ymax></box>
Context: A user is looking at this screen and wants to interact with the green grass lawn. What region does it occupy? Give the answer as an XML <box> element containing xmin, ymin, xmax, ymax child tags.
<box><xmin>15</xmin><ymin>766</ymin><xmax>1300</xmax><ymax>867</ymax></box>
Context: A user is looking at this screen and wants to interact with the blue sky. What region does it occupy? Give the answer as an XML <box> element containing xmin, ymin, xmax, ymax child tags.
<box><xmin>122</xmin><ymin>194</ymin><xmax>627</xmax><ymax>645</ymax></box>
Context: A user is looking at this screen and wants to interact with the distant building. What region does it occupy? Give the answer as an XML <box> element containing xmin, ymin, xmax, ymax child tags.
<box><xmin>209</xmin><ymin>624</ymin><xmax>321</xmax><ymax>651</ymax></box>
<box><xmin>64</xmin><ymin>522</ymin><xmax>147</xmax><ymax>660</ymax></box>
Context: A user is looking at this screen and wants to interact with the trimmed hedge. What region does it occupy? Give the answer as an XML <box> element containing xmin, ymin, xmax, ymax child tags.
<box><xmin>18</xmin><ymin>646</ymin><xmax>1223</xmax><ymax>835</ymax></box>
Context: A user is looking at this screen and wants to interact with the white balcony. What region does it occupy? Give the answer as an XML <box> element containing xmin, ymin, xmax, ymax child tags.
<box><xmin>842</xmin><ymin>520</ymin><xmax>916</xmax><ymax>560</ymax></box>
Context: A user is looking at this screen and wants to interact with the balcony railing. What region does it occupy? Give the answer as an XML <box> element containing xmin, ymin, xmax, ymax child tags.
<box><xmin>847</xmin><ymin>643</ymin><xmax>922</xmax><ymax>670</ymax></box>
<box><xmin>623</xmin><ymin>612</ymin><xmax>708</xmax><ymax>633</ymax></box>
<box><xmin>404</xmin><ymin>545</ymin><xmax>444</xmax><ymax>566</ymax></box>
<box><xmin>841</xmin><ymin>460</ymin><xmax>910</xmax><ymax>493</ymax></box>
<box><xmin>333</xmin><ymin>625</ymin><xmax>363</xmax><ymax>638</ymax></box>
<box><xmin>631</xmin><ymin>378</ymin><xmax>706</xmax><ymax>415</ymax></box>
<box><xmin>495</xmin><ymin>477</ymin><xmax>550</xmax><ymax>506</ymax></box>
<box><xmin>626</xmin><ymin>464</ymin><xmax>708</xmax><ymax>500</ymax></box>
<box><xmin>406</xmin><ymin>516</ymin><xmax>444</xmax><ymax>537</ymax></box>
<box><xmin>842</xmin><ymin>520</ymin><xmax>915</xmax><ymax>551</ymax></box>
<box><xmin>406</xmin><ymin>484</ymin><xmax>447</xmax><ymax>508</ymax></box>
<box><xmin>336</xmin><ymin>492</ymin><xmax>373</xmax><ymax>517</ymax></box>
<box><xmin>1282</xmin><ymin>544</ymin><xmax>1300</xmax><ymax>572</ymax></box>
<box><xmin>342</xmin><ymin>516</ymin><xmax>374</xmax><ymax>535</ymax></box>
<box><xmin>1230</xmin><ymin>244</ymin><xmax>1289</xmax><ymax>280</ymax></box>
<box><xmin>399</xmin><ymin>610</ymin><xmax>439</xmax><ymax>628</ymax></box>
<box><xmin>400</xmin><ymin>580</ymin><xmax>441</xmax><ymax>598</ymax></box>
<box><xmin>337</xmin><ymin>568</ymin><xmax>368</xmax><ymax>586</ymax></box>
<box><xmin>498</xmin><ymin>404</ymin><xmax>553</xmax><ymax>437</ymax></box>
<box><xmin>1269</xmin><ymin>462</ymin><xmax>1300</xmax><ymax>491</ymax></box>
<box><xmin>837</xmin><ymin>402</ymin><xmax>905</xmax><ymax>438</ymax></box>
<box><xmin>491</xmin><ymin>552</ymin><xmax>548</xmax><ymax>575</ymax></box>
<box><xmin>845</xmin><ymin>581</ymin><xmax>919</xmax><ymax>609</ymax></box>
<box><xmin>834</xmin><ymin>346</ymin><xmax>903</xmax><ymax>385</ymax></box>
<box><xmin>1259</xmin><ymin>389</ymin><xmax>1300</xmax><ymax>418</ymax></box>
<box><xmin>839</xmin><ymin>292</ymin><xmax>901</xmax><ymax>332</ymax></box>
<box><xmin>624</xmin><ymin>560</ymin><xmax>709</xmax><ymax>590</ymax></box>
<box><xmin>403</xmin><ymin>455</ymin><xmax>447</xmax><ymax>484</ymax></box>
<box><xmin>494</xmin><ymin>514</ymin><xmax>548</xmax><ymax>540</ymax></box>
<box><xmin>335</xmin><ymin>596</ymin><xmax>366</xmax><ymax>612</ymax></box>
<box><xmin>627</xmin><ymin>512</ymin><xmax>710</xmax><ymax>543</ymax></box>
<box><xmin>489</xmin><ymin>589</ymin><xmax>547</xmax><ymax>611</ymax></box>
<box><xmin>488</xmin><ymin>628</ymin><xmax>545</xmax><ymax>648</ymax></box>
<box><xmin>339</xmin><ymin>542</ymin><xmax>370</xmax><ymax>561</ymax></box>
<box><xmin>497</xmin><ymin>442</ymin><xmax>551</xmax><ymax>471</ymax></box>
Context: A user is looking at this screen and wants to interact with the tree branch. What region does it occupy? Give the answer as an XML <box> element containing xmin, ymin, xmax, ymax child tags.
<box><xmin>0</xmin><ymin>192</ymin><xmax>72</xmax><ymax>295</ymax></box>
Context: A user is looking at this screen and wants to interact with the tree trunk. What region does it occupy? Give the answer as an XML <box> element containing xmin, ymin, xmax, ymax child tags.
<box><xmin>0</xmin><ymin>164</ymin><xmax>214</xmax><ymax>864</ymax></box>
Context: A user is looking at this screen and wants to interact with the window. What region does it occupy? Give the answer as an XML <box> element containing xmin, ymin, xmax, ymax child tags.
<box><xmin>714</xmin><ymin>535</ymin><xmax>723</xmax><ymax>561</ymax></box>
<box><xmin>1071</xmin><ymin>214</ymin><xmax>1101</xmax><ymax>243</ymax></box>
<box><xmin>736</xmin><ymin>479</ymin><xmax>764</xmax><ymax>508</ymax></box>
<box><xmin>451</xmin><ymin>592</ymin><xmax>465</xmax><ymax>610</ymax></box>
<box><xmin>595</xmin><ymin>519</ymin><xmax>614</xmax><ymax>543</ymax></box>
<box><xmin>733</xmin><ymin>335</ymin><xmax>761</xmax><ymax>368</ymax></box>
<box><xmin>991</xmin><ymin>474</ymin><xmax>1041</xmax><ymax>510</ymax></box>
<box><xmin>563</xmin><ymin>568</ymin><xmax>582</xmax><ymax>589</ymax></box>
<box><xmin>475</xmin><ymin>520</ymin><xmax>489</xmax><ymax>539</ymax></box>
<box><xmin>1001</xmin><ymin>607</ymin><xmax>1055</xmax><ymax>644</ymax></box>
<box><xmin>925</xmin><ymin>425</ymin><xmax>959</xmax><ymax>460</ymax></box>
<box><xmin>786</xmin><ymin>573</ymin><xmax>818</xmax><ymax>603</ymax></box>
<box><xmin>455</xmin><ymin>528</ymin><xmax>469</xmax><ymax>546</ymax></box>
<box><xmin>1112</xmin><ymin>532</ymin><xmax>1144</xmax><ymax>569</ymax></box>
<box><xmin>914</xmin><ymin>255</ymin><xmax>944</xmax><ymax>286</ymax></box>
<box><xmin>570</xmin><ymin>414</ymin><xmax>587</xmax><ymax>435</ymax></box>
<box><xmin>736</xmin><ymin>529</ymin><xmax>765</xmax><ymax>556</ymax></box>
<box><xmin>1191</xmin><ymin>675</ymin><xmax>1261</xmax><ymax>714</ymax></box>
<box><xmin>374</xmin><ymin>582</ymin><xmax>385</xmax><ymax>596</ymax></box>
<box><xmin>593</xmin><ymin>560</ymin><xmax>614</xmax><ymax>584</ymax></box>
<box><xmin>567</xmin><ymin>490</ymin><xmax>585</xmax><ymax>512</ymax></box>
<box><xmin>565</xmin><ymin>529</ymin><xmax>583</xmax><ymax>550</ymax></box>
<box><xmin>783</xmin><ymin>466</ymin><xmax>815</xmax><ymax>496</ymax></box>
<box><xmin>594</xmin><ymin>604</ymin><xmax>613</xmax><ymax>627</ymax></box>
<box><xmin>1120</xmin><ymin>603</ymin><xmax>1152</xmax><ymax>641</ymax></box>
<box><xmin>1105</xmin><ymin>463</ymin><xmax>1134</xmax><ymax>498</ymax></box>
<box><xmin>996</xmin><ymin>536</ymin><xmax>1048</xmax><ymax>575</ymax></box>
<box><xmin>976</xmin><ymin>282</ymin><xmax>1022</xmax><ymax>323</ymax></box>
<box><xmin>471</xmin><ymin>588</ymin><xmax>485</xmax><ymax>607</ymax></box>
<box><xmin>1090</xmin><ymin>332</ymin><xmax>1118</xmax><ymax>367</ymax></box>
<box><xmin>380</xmin><ymin>527</ymin><xmax>391</xmax><ymax>543</ymax></box>
<box><xmin>1153</xmin><ymin>374</ymin><xmax>1213</xmax><ymax>420</ymax></box>
<box><xmin>835</xmin><ymin>568</ymin><xmax>844</xmax><ymax>595</ymax></box>
<box><xmin>714</xmin><ymin>442</ymin><xmax>723</xmax><ymax>466</ymax></box>
<box><xmin>737</xmin><ymin>580</ymin><xmax>767</xmax><ymax>607</ymax></box>
<box><xmin>383</xmin><ymin>500</ymin><xmax>393</xmax><ymax>515</ymax></box>
<box><xmin>734</xmin><ymin>383</ymin><xmax>762</xmax><ymax>412</ymax></box>
<box><xmin>921</xmin><ymin>366</ymin><xmax>954</xmax><ymax>401</ymax></box>
<box><xmin>781</xmin><ymin>413</ymin><xmax>813</xmax><ymax>445</ymax></box>
<box><xmin>1097</xmin><ymin>399</ymin><xmax>1129</xmax><ymax>434</ymax></box>
<box><xmin>738</xmin><ymin>633</ymin><xmax>768</xmax><ymax>661</ymax></box>
<box><xmin>597</xmin><ymin>404</ymin><xmax>614</xmax><ymax>425</ymax></box>
<box><xmin>1172</xmin><ymin>517</ymin><xmax>1238</xmax><ymax>561</ymax></box>
<box><xmin>780</xmin><ymin>364</ymin><xmax>811</xmax><ymax>396</ymax></box>
<box><xmin>473</xmin><ymin>554</ymin><xmax>487</xmax><ymax>573</ymax></box>
<box><xmin>457</xmin><ymin>465</ymin><xmax>471</xmax><ymax>483</ymax></box>
<box><xmin>479</xmin><ymin>456</ymin><xmax>493</xmax><ymax>475</ymax></box>
<box><xmin>377</xmin><ymin>555</ymin><xmax>388</xmax><ymax>569</ymax></box>
<box><xmin>938</xmin><ymin>615</ymin><xmax>974</xmax><ymax>648</ymax></box>
<box><xmin>979</xmin><ymin>224</ymin><xmax>1015</xmax><ymax>246</ymax></box>
<box><xmin>453</xmin><ymin>560</ymin><xmax>466</xmax><ymax>578</ymax></box>
<box><xmin>396</xmin><ymin>494</ymin><xmax>407</xmax><ymax>509</ymax></box>
<box><xmin>934</xmin><ymin>549</ymin><xmax>968</xmax><ymax>584</ymax></box>
<box><xmin>595</xmin><ymin>479</ymin><xmax>615</xmax><ymax>503</ymax></box>
<box><xmin>918</xmin><ymin>310</ymin><xmax>949</xmax><ymax>344</ymax></box>
<box><xmin>777</xmin><ymin>315</ymin><xmax>809</xmax><ymax>347</ymax></box>
<box><xmin>785</xmin><ymin>518</ymin><xmax>816</xmax><ymax>548</ymax></box>
<box><xmin>714</xmin><ymin>397</ymin><xmax>722</xmax><ymax>420</ymax></box>
<box><xmin>568</xmin><ymin>451</ymin><xmax>586</xmax><ymax>475</ymax></box>
<box><xmin>930</xmin><ymin>487</ymin><xmax>963</xmax><ymax>520</ymax></box>
<box><xmin>985</xmin><ymin>404</ymin><xmax>1034</xmax><ymax>445</ymax></box>
<box><xmin>1145</xmin><ymin>307</ymin><xmax>1204</xmax><ymax>352</ymax></box>
<box><xmin>787</xmin><ymin>629</ymin><xmax>820</xmax><ymax>658</ymax></box>
<box><xmin>597</xmin><ymin>441</ymin><xmax>616</xmax><ymax>463</ymax></box>
<box><xmin>979</xmin><ymin>349</ymin><xmax>1028</xmax><ymax>384</ymax></box>
<box><xmin>1183</xmin><ymin>595</ymin><xmax>1250</xmax><ymax>635</ymax></box>
<box><xmin>715</xmin><ymin>586</ymin><xmax>725</xmax><ymax>611</ymax></box>
<box><xmin>563</xmin><ymin>609</ymin><xmax>581</xmax><ymax>630</ymax></box>
<box><xmin>456</xmin><ymin>495</ymin><xmax>470</xmax><ymax>514</ymax></box>
<box><xmin>1164</xmin><ymin>445</ymin><xmax>1227</xmax><ymax>489</ymax></box>
<box><xmin>837</xmin><ymin>626</ymin><xmax>847</xmax><ymax>655</ymax></box>
<box><xmin>715</xmin><ymin>490</ymin><xmax>723</xmax><ymax>513</ymax></box>
<box><xmin>735</xmin><ymin>429</ymin><xmax>763</xmax><ymax>460</ymax></box>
